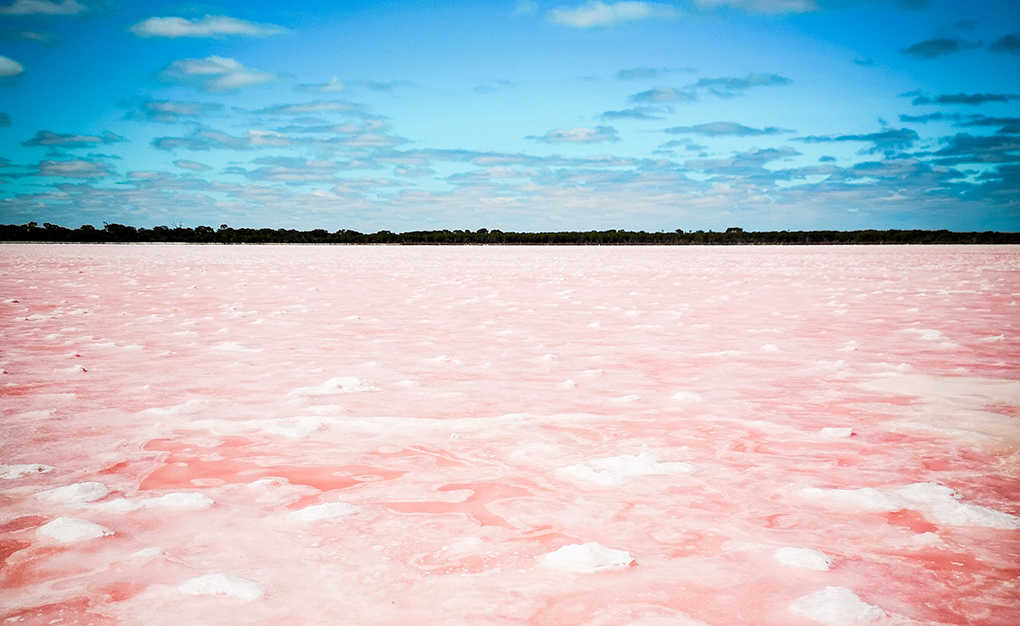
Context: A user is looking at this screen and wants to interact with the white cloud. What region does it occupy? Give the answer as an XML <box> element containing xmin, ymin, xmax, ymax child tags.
<box><xmin>0</xmin><ymin>0</ymin><xmax>84</xmax><ymax>16</ymax></box>
<box><xmin>38</xmin><ymin>158</ymin><xmax>111</xmax><ymax>178</ymax></box>
<box><xmin>174</xmin><ymin>160</ymin><xmax>211</xmax><ymax>171</ymax></box>
<box><xmin>693</xmin><ymin>0</ymin><xmax>818</xmax><ymax>14</ymax></box>
<box><xmin>547</xmin><ymin>1</ymin><xmax>679</xmax><ymax>28</ymax></box>
<box><xmin>297</xmin><ymin>77</ymin><xmax>345</xmax><ymax>93</ymax></box>
<box><xmin>158</xmin><ymin>56</ymin><xmax>281</xmax><ymax>93</ymax></box>
<box><xmin>0</xmin><ymin>55</ymin><xmax>23</xmax><ymax>77</ymax></box>
<box><xmin>629</xmin><ymin>86</ymin><xmax>696</xmax><ymax>102</ymax></box>
<box><xmin>512</xmin><ymin>0</ymin><xmax>538</xmax><ymax>16</ymax></box>
<box><xmin>257</xmin><ymin>101</ymin><xmax>357</xmax><ymax>115</ymax></box>
<box><xmin>530</xmin><ymin>126</ymin><xmax>621</xmax><ymax>143</ymax></box>
<box><xmin>130</xmin><ymin>15</ymin><xmax>287</xmax><ymax>39</ymax></box>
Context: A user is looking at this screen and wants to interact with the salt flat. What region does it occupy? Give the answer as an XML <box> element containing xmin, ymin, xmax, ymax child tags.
<box><xmin>1</xmin><ymin>244</ymin><xmax>1018</xmax><ymax>625</ymax></box>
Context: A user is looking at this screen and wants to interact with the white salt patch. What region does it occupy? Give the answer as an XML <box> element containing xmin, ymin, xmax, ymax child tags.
<box><xmin>788</xmin><ymin>587</ymin><xmax>885</xmax><ymax>626</ymax></box>
<box><xmin>288</xmin><ymin>376</ymin><xmax>380</xmax><ymax>396</ymax></box>
<box><xmin>288</xmin><ymin>501</ymin><xmax>360</xmax><ymax>522</ymax></box>
<box><xmin>140</xmin><ymin>399</ymin><xmax>205</xmax><ymax>416</ymax></box>
<box><xmin>671</xmin><ymin>391</ymin><xmax>703</xmax><ymax>403</ymax></box>
<box><xmin>774</xmin><ymin>547</ymin><xmax>832</xmax><ymax>571</ymax></box>
<box><xmin>540</xmin><ymin>354</ymin><xmax>557</xmax><ymax>361</ymax></box>
<box><xmin>800</xmin><ymin>487</ymin><xmax>904</xmax><ymax>512</ymax></box>
<box><xmin>761</xmin><ymin>344</ymin><xmax>780</xmax><ymax>352</ymax></box>
<box><xmin>542</xmin><ymin>542</ymin><xmax>633</xmax><ymax>573</ymax></box>
<box><xmin>614</xmin><ymin>394</ymin><xmax>641</xmax><ymax>403</ymax></box>
<box><xmin>559</xmin><ymin>379</ymin><xmax>577</xmax><ymax>388</ymax></box>
<box><xmin>1</xmin><ymin>463</ymin><xmax>54</xmax><ymax>479</ymax></box>
<box><xmin>257</xmin><ymin>416</ymin><xmax>331</xmax><ymax>438</ymax></box>
<box><xmin>586</xmin><ymin>322</ymin><xmax>601</xmax><ymax>328</ymax></box>
<box><xmin>212</xmin><ymin>341</ymin><xmax>262</xmax><ymax>353</ymax></box>
<box><xmin>37</xmin><ymin>517</ymin><xmax>113</xmax><ymax>543</ymax></box>
<box><xmin>975</xmin><ymin>336</ymin><xmax>1007</xmax><ymax>346</ymax></box>
<box><xmin>902</xmin><ymin>328</ymin><xmax>946</xmax><ymax>341</ymax></box>
<box><xmin>178</xmin><ymin>574</ymin><xmax>264</xmax><ymax>602</ymax></box>
<box><xmin>248</xmin><ymin>478</ymin><xmax>320</xmax><ymax>504</ymax></box>
<box><xmin>123</xmin><ymin>547</ymin><xmax>163</xmax><ymax>562</ymax></box>
<box><xmin>896</xmin><ymin>482</ymin><xmax>1020</xmax><ymax>529</ymax></box>
<box><xmin>564</xmin><ymin>453</ymin><xmax>694</xmax><ymax>486</ymax></box>
<box><xmin>37</xmin><ymin>481</ymin><xmax>109</xmax><ymax>505</ymax></box>
<box><xmin>819</xmin><ymin>427</ymin><xmax>854</xmax><ymax>438</ymax></box>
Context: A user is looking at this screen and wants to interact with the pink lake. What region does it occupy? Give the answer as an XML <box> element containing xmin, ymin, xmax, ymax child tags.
<box><xmin>1</xmin><ymin>244</ymin><xmax>1018</xmax><ymax>626</ymax></box>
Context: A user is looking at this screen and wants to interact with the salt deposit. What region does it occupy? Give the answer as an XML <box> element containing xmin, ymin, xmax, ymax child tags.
<box><xmin>287</xmin><ymin>501</ymin><xmax>361</xmax><ymax>522</ymax></box>
<box><xmin>0</xmin><ymin>463</ymin><xmax>53</xmax><ymax>479</ymax></box>
<box><xmin>36</xmin><ymin>481</ymin><xmax>109</xmax><ymax>505</ymax></box>
<box><xmin>541</xmin><ymin>542</ymin><xmax>634</xmax><ymax>573</ymax></box>
<box><xmin>288</xmin><ymin>376</ymin><xmax>380</xmax><ymax>396</ymax></box>
<box><xmin>37</xmin><ymin>517</ymin><xmax>114</xmax><ymax>542</ymax></box>
<box><xmin>177</xmin><ymin>574</ymin><xmax>265</xmax><ymax>601</ymax></box>
<box><xmin>788</xmin><ymin>587</ymin><xmax>886</xmax><ymax>626</ymax></box>
<box><xmin>563</xmin><ymin>453</ymin><xmax>695</xmax><ymax>486</ymax></box>
<box><xmin>773</xmin><ymin>547</ymin><xmax>832</xmax><ymax>571</ymax></box>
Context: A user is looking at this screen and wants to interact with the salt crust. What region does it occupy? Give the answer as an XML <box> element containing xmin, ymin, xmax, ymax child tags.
<box><xmin>671</xmin><ymin>391</ymin><xmax>704</xmax><ymax>403</ymax></box>
<box><xmin>542</xmin><ymin>542</ymin><xmax>633</xmax><ymax>573</ymax></box>
<box><xmin>288</xmin><ymin>376</ymin><xmax>380</xmax><ymax>396</ymax></box>
<box><xmin>802</xmin><ymin>483</ymin><xmax>1020</xmax><ymax>529</ymax></box>
<box><xmin>177</xmin><ymin>574</ymin><xmax>265</xmax><ymax>602</ymax></box>
<box><xmin>91</xmin><ymin>492</ymin><xmax>214</xmax><ymax>513</ymax></box>
<box><xmin>0</xmin><ymin>463</ymin><xmax>53</xmax><ymax>479</ymax></box>
<box><xmin>36</xmin><ymin>481</ymin><xmax>109</xmax><ymax>505</ymax></box>
<box><xmin>773</xmin><ymin>547</ymin><xmax>832</xmax><ymax>571</ymax></box>
<box><xmin>788</xmin><ymin>586</ymin><xmax>885</xmax><ymax>626</ymax></box>
<box><xmin>819</xmin><ymin>427</ymin><xmax>854</xmax><ymax>438</ymax></box>
<box><xmin>188</xmin><ymin>415</ymin><xmax>335</xmax><ymax>438</ymax></box>
<box><xmin>288</xmin><ymin>501</ymin><xmax>360</xmax><ymax>521</ymax></box>
<box><xmin>563</xmin><ymin>453</ymin><xmax>694</xmax><ymax>486</ymax></box>
<box><xmin>212</xmin><ymin>341</ymin><xmax>262</xmax><ymax>353</ymax></box>
<box><xmin>37</xmin><ymin>517</ymin><xmax>113</xmax><ymax>542</ymax></box>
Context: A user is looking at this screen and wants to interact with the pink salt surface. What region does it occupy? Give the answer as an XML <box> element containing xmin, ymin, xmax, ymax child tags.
<box><xmin>1</xmin><ymin>243</ymin><xmax>1018</xmax><ymax>626</ymax></box>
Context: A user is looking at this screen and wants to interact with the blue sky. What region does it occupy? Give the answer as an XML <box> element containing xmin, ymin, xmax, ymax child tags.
<box><xmin>1</xmin><ymin>0</ymin><xmax>1018</xmax><ymax>232</ymax></box>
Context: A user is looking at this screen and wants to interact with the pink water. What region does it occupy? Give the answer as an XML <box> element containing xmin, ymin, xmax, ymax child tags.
<box><xmin>1</xmin><ymin>244</ymin><xmax>1018</xmax><ymax>626</ymax></box>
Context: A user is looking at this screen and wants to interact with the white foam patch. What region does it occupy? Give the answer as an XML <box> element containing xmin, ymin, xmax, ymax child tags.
<box><xmin>819</xmin><ymin>427</ymin><xmax>854</xmax><ymax>438</ymax></box>
<box><xmin>288</xmin><ymin>501</ymin><xmax>360</xmax><ymax>522</ymax></box>
<box><xmin>895</xmin><ymin>483</ymin><xmax>1020</xmax><ymax>530</ymax></box>
<box><xmin>564</xmin><ymin>453</ymin><xmax>695</xmax><ymax>486</ymax></box>
<box><xmin>542</xmin><ymin>542</ymin><xmax>633</xmax><ymax>573</ymax></box>
<box><xmin>288</xmin><ymin>377</ymin><xmax>379</xmax><ymax>396</ymax></box>
<box><xmin>37</xmin><ymin>517</ymin><xmax>113</xmax><ymax>543</ymax></box>
<box><xmin>773</xmin><ymin>547</ymin><xmax>832</xmax><ymax>571</ymax></box>
<box><xmin>1</xmin><ymin>463</ymin><xmax>54</xmax><ymax>479</ymax></box>
<box><xmin>788</xmin><ymin>587</ymin><xmax>885</xmax><ymax>626</ymax></box>
<box><xmin>36</xmin><ymin>481</ymin><xmax>109</xmax><ymax>505</ymax></box>
<box><xmin>177</xmin><ymin>574</ymin><xmax>265</xmax><ymax>602</ymax></box>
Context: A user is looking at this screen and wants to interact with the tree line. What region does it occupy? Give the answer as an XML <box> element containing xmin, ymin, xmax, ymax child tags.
<box><xmin>2</xmin><ymin>222</ymin><xmax>1018</xmax><ymax>245</ymax></box>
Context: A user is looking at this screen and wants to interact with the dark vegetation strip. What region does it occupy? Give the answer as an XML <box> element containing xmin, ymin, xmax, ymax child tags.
<box><xmin>2</xmin><ymin>223</ymin><xmax>1018</xmax><ymax>245</ymax></box>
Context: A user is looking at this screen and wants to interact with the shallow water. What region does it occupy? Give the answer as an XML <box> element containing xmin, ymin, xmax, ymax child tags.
<box><xmin>1</xmin><ymin>244</ymin><xmax>1018</xmax><ymax>625</ymax></box>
